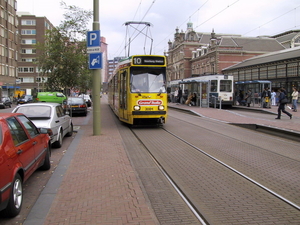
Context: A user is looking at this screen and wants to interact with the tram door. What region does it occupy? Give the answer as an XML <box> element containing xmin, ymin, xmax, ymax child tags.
<box><xmin>119</xmin><ymin>70</ymin><xmax>128</xmax><ymax>121</ymax></box>
<box><xmin>200</xmin><ymin>82</ymin><xmax>209</xmax><ymax>107</ymax></box>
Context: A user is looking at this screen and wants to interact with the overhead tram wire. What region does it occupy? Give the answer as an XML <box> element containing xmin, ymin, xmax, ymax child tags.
<box><xmin>123</xmin><ymin>0</ymin><xmax>157</xmax><ymax>56</ymax></box>
<box><xmin>153</xmin><ymin>0</ymin><xmax>210</xmax><ymax>55</ymax></box>
<box><xmin>155</xmin><ymin>1</ymin><xmax>298</xmax><ymax>55</ymax></box>
<box><xmin>193</xmin><ymin>0</ymin><xmax>240</xmax><ymax>30</ymax></box>
<box><xmin>243</xmin><ymin>4</ymin><xmax>300</xmax><ymax>36</ymax></box>
<box><xmin>109</xmin><ymin>0</ymin><xmax>143</xmax><ymax>58</ymax></box>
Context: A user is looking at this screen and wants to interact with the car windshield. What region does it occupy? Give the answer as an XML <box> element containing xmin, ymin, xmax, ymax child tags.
<box><xmin>68</xmin><ymin>98</ymin><xmax>84</xmax><ymax>104</ymax></box>
<box><xmin>130</xmin><ymin>67</ymin><xmax>166</xmax><ymax>93</ymax></box>
<box><xmin>21</xmin><ymin>95</ymin><xmax>32</xmax><ymax>100</ymax></box>
<box><xmin>15</xmin><ymin>106</ymin><xmax>51</xmax><ymax>118</ymax></box>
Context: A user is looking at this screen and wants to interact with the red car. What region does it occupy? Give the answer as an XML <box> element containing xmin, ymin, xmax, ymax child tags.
<box><xmin>0</xmin><ymin>113</ymin><xmax>51</xmax><ymax>217</ymax></box>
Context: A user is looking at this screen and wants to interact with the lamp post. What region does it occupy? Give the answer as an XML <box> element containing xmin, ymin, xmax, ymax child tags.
<box><xmin>92</xmin><ymin>0</ymin><xmax>101</xmax><ymax>135</ymax></box>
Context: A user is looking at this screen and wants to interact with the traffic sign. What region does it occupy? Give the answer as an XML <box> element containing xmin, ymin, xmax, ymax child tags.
<box><xmin>87</xmin><ymin>30</ymin><xmax>100</xmax><ymax>47</ymax></box>
<box><xmin>87</xmin><ymin>47</ymin><xmax>101</xmax><ymax>54</ymax></box>
<box><xmin>89</xmin><ymin>53</ymin><xmax>102</xmax><ymax>69</ymax></box>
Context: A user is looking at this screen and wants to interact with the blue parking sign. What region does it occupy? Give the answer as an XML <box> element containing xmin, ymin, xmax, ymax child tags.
<box><xmin>89</xmin><ymin>53</ymin><xmax>102</xmax><ymax>69</ymax></box>
<box><xmin>87</xmin><ymin>30</ymin><xmax>100</xmax><ymax>47</ymax></box>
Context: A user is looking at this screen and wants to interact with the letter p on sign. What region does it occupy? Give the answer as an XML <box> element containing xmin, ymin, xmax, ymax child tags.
<box><xmin>87</xmin><ymin>30</ymin><xmax>100</xmax><ymax>48</ymax></box>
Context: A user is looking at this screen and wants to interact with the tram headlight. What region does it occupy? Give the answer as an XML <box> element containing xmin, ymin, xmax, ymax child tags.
<box><xmin>134</xmin><ymin>105</ymin><xmax>141</xmax><ymax>111</ymax></box>
<box><xmin>158</xmin><ymin>105</ymin><xmax>164</xmax><ymax>110</ymax></box>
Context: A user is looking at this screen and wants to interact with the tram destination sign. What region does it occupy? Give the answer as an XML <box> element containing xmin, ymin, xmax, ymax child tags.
<box><xmin>132</xmin><ymin>56</ymin><xmax>165</xmax><ymax>66</ymax></box>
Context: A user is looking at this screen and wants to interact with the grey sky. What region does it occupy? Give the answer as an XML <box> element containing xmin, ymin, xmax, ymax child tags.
<box><xmin>18</xmin><ymin>0</ymin><xmax>300</xmax><ymax>59</ymax></box>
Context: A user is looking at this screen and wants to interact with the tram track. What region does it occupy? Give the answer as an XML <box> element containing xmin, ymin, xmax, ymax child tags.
<box><xmin>117</xmin><ymin>110</ymin><xmax>300</xmax><ymax>224</ymax></box>
<box><xmin>128</xmin><ymin>124</ymin><xmax>300</xmax><ymax>224</ymax></box>
<box><xmin>161</xmin><ymin>126</ymin><xmax>300</xmax><ymax>211</ymax></box>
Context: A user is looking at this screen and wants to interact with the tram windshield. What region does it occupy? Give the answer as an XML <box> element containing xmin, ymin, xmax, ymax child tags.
<box><xmin>130</xmin><ymin>67</ymin><xmax>166</xmax><ymax>93</ymax></box>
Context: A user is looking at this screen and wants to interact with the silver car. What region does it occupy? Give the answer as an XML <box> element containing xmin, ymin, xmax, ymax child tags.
<box><xmin>12</xmin><ymin>102</ymin><xmax>73</xmax><ymax>148</ymax></box>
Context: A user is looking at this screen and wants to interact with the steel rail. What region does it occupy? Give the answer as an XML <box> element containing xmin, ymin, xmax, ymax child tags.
<box><xmin>162</xmin><ymin>127</ymin><xmax>300</xmax><ymax>211</ymax></box>
<box><xmin>130</xmin><ymin>128</ymin><xmax>208</xmax><ymax>225</ymax></box>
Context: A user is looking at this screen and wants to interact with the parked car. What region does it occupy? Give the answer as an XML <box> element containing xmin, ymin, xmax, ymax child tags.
<box><xmin>79</xmin><ymin>94</ymin><xmax>92</xmax><ymax>107</ymax></box>
<box><xmin>0</xmin><ymin>113</ymin><xmax>51</xmax><ymax>217</ymax></box>
<box><xmin>12</xmin><ymin>102</ymin><xmax>73</xmax><ymax>148</ymax></box>
<box><xmin>0</xmin><ymin>97</ymin><xmax>12</xmax><ymax>109</ymax></box>
<box><xmin>17</xmin><ymin>95</ymin><xmax>33</xmax><ymax>104</ymax></box>
<box><xmin>65</xmin><ymin>97</ymin><xmax>88</xmax><ymax>116</ymax></box>
<box><xmin>36</xmin><ymin>92</ymin><xmax>67</xmax><ymax>104</ymax></box>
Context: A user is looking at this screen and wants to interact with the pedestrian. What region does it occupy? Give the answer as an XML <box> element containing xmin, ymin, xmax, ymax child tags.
<box><xmin>177</xmin><ymin>87</ymin><xmax>182</xmax><ymax>104</ymax></box>
<box><xmin>261</xmin><ymin>88</ymin><xmax>268</xmax><ymax>108</ymax></box>
<box><xmin>275</xmin><ymin>88</ymin><xmax>292</xmax><ymax>119</ymax></box>
<box><xmin>291</xmin><ymin>87</ymin><xmax>298</xmax><ymax>112</ymax></box>
<box><xmin>271</xmin><ymin>89</ymin><xmax>276</xmax><ymax>106</ymax></box>
<box><xmin>174</xmin><ymin>87</ymin><xmax>180</xmax><ymax>104</ymax></box>
<box><xmin>245</xmin><ymin>89</ymin><xmax>252</xmax><ymax>107</ymax></box>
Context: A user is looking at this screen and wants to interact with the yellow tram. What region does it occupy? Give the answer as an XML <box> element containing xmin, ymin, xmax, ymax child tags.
<box><xmin>108</xmin><ymin>55</ymin><xmax>168</xmax><ymax>125</ymax></box>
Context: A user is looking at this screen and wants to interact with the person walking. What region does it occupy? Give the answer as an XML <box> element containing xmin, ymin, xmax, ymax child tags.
<box><xmin>177</xmin><ymin>87</ymin><xmax>182</xmax><ymax>104</ymax></box>
<box><xmin>174</xmin><ymin>87</ymin><xmax>178</xmax><ymax>103</ymax></box>
<box><xmin>245</xmin><ymin>89</ymin><xmax>252</xmax><ymax>107</ymax></box>
<box><xmin>271</xmin><ymin>89</ymin><xmax>276</xmax><ymax>106</ymax></box>
<box><xmin>291</xmin><ymin>87</ymin><xmax>298</xmax><ymax>112</ymax></box>
<box><xmin>275</xmin><ymin>88</ymin><xmax>292</xmax><ymax>119</ymax></box>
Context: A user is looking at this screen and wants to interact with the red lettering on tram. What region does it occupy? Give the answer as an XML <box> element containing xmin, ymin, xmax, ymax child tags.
<box><xmin>138</xmin><ymin>100</ymin><xmax>162</xmax><ymax>105</ymax></box>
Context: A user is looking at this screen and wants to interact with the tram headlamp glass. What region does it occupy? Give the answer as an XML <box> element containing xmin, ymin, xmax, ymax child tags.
<box><xmin>134</xmin><ymin>105</ymin><xmax>141</xmax><ymax>110</ymax></box>
<box><xmin>158</xmin><ymin>105</ymin><xmax>164</xmax><ymax>110</ymax></box>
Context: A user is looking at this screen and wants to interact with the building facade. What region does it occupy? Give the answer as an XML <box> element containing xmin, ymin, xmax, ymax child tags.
<box><xmin>222</xmin><ymin>47</ymin><xmax>300</xmax><ymax>98</ymax></box>
<box><xmin>0</xmin><ymin>0</ymin><xmax>18</xmax><ymax>98</ymax></box>
<box><xmin>17</xmin><ymin>12</ymin><xmax>54</xmax><ymax>95</ymax></box>
<box><xmin>166</xmin><ymin>22</ymin><xmax>285</xmax><ymax>82</ymax></box>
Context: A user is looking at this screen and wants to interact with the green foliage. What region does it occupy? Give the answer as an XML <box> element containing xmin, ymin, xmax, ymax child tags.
<box><xmin>37</xmin><ymin>1</ymin><xmax>93</xmax><ymax>93</ymax></box>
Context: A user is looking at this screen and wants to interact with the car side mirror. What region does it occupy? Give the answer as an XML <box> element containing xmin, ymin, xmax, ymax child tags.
<box><xmin>39</xmin><ymin>128</ymin><xmax>49</xmax><ymax>134</ymax></box>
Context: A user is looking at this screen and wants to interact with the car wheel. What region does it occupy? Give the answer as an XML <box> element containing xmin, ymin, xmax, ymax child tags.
<box><xmin>53</xmin><ymin>130</ymin><xmax>63</xmax><ymax>148</ymax></box>
<box><xmin>3</xmin><ymin>173</ymin><xmax>23</xmax><ymax>217</ymax></box>
<box><xmin>40</xmin><ymin>144</ymin><xmax>51</xmax><ymax>170</ymax></box>
<box><xmin>66</xmin><ymin>123</ymin><xmax>73</xmax><ymax>137</ymax></box>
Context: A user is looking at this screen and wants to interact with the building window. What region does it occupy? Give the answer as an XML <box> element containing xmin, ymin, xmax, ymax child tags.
<box><xmin>18</xmin><ymin>67</ymin><xmax>35</xmax><ymax>73</ymax></box>
<box><xmin>19</xmin><ymin>77</ymin><xmax>34</xmax><ymax>83</ymax></box>
<box><xmin>21</xmin><ymin>39</ymin><xmax>36</xmax><ymax>44</ymax></box>
<box><xmin>21</xmin><ymin>58</ymin><xmax>36</xmax><ymax>62</ymax></box>
<box><xmin>287</xmin><ymin>63</ymin><xmax>298</xmax><ymax>77</ymax></box>
<box><xmin>277</xmin><ymin>64</ymin><xmax>286</xmax><ymax>78</ymax></box>
<box><xmin>268</xmin><ymin>66</ymin><xmax>276</xmax><ymax>79</ymax></box>
<box><xmin>21</xmin><ymin>20</ymin><xmax>36</xmax><ymax>25</ymax></box>
<box><xmin>252</xmin><ymin>68</ymin><xmax>258</xmax><ymax>80</ymax></box>
<box><xmin>260</xmin><ymin>67</ymin><xmax>267</xmax><ymax>80</ymax></box>
<box><xmin>21</xmin><ymin>48</ymin><xmax>36</xmax><ymax>54</ymax></box>
<box><xmin>21</xmin><ymin>29</ymin><xmax>36</xmax><ymax>35</ymax></box>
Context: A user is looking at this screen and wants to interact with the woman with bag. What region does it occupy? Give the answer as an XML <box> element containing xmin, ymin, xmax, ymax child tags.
<box><xmin>275</xmin><ymin>88</ymin><xmax>292</xmax><ymax>119</ymax></box>
<box><xmin>291</xmin><ymin>87</ymin><xmax>299</xmax><ymax>112</ymax></box>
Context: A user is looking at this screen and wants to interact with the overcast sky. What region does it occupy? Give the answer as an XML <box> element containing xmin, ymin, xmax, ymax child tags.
<box><xmin>18</xmin><ymin>0</ymin><xmax>300</xmax><ymax>59</ymax></box>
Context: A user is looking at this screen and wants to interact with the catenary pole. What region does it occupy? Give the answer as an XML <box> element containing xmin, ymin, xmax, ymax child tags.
<box><xmin>92</xmin><ymin>0</ymin><xmax>101</xmax><ymax>135</ymax></box>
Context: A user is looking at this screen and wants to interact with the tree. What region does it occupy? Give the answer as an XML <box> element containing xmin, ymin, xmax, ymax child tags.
<box><xmin>37</xmin><ymin>1</ymin><xmax>93</xmax><ymax>94</ymax></box>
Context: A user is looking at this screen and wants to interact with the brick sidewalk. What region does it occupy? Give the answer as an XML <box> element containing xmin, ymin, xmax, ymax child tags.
<box><xmin>168</xmin><ymin>102</ymin><xmax>300</xmax><ymax>133</ymax></box>
<box><xmin>24</xmin><ymin>99</ymin><xmax>158</xmax><ymax>225</ymax></box>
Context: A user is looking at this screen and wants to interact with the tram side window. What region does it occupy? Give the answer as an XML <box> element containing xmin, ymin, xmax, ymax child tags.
<box><xmin>220</xmin><ymin>80</ymin><xmax>232</xmax><ymax>92</ymax></box>
<box><xmin>210</xmin><ymin>80</ymin><xmax>218</xmax><ymax>92</ymax></box>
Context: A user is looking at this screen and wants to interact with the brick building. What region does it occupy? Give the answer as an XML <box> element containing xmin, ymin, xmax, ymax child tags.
<box><xmin>17</xmin><ymin>12</ymin><xmax>54</xmax><ymax>94</ymax></box>
<box><xmin>166</xmin><ymin>22</ymin><xmax>285</xmax><ymax>81</ymax></box>
<box><xmin>0</xmin><ymin>0</ymin><xmax>18</xmax><ymax>98</ymax></box>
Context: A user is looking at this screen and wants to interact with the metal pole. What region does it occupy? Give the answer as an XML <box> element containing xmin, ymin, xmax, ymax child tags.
<box><xmin>92</xmin><ymin>0</ymin><xmax>101</xmax><ymax>135</ymax></box>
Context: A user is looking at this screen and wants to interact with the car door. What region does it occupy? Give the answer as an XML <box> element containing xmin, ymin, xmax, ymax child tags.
<box><xmin>6</xmin><ymin>116</ymin><xmax>36</xmax><ymax>179</ymax></box>
<box><xmin>16</xmin><ymin>115</ymin><xmax>47</xmax><ymax>177</ymax></box>
<box><xmin>55</xmin><ymin>105</ymin><xmax>70</xmax><ymax>136</ymax></box>
<box><xmin>0</xmin><ymin>121</ymin><xmax>12</xmax><ymax>209</ymax></box>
